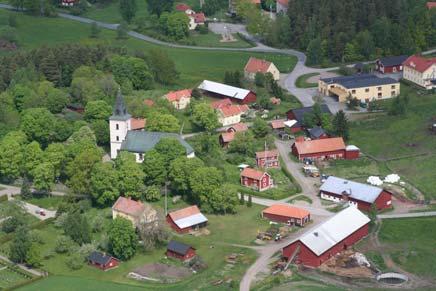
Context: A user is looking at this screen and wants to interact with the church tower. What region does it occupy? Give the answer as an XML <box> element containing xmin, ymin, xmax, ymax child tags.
<box><xmin>109</xmin><ymin>89</ymin><xmax>131</xmax><ymax>159</ymax></box>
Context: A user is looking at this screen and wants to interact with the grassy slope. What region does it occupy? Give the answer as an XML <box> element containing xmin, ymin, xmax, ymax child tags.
<box><xmin>379</xmin><ymin>217</ymin><xmax>436</xmax><ymax>279</ymax></box>
<box><xmin>0</xmin><ymin>10</ymin><xmax>296</xmax><ymax>88</ymax></box>
<box><xmin>295</xmin><ymin>73</ymin><xmax>319</xmax><ymax>88</ymax></box>
<box><xmin>348</xmin><ymin>84</ymin><xmax>436</xmax><ymax>199</ymax></box>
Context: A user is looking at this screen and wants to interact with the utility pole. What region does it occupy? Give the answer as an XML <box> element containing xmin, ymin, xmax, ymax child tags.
<box><xmin>164</xmin><ymin>181</ymin><xmax>169</xmax><ymax>216</ymax></box>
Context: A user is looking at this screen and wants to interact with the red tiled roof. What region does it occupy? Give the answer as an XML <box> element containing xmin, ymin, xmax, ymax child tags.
<box><xmin>263</xmin><ymin>204</ymin><xmax>310</xmax><ymax>220</ymax></box>
<box><xmin>176</xmin><ymin>3</ymin><xmax>191</xmax><ymax>11</ymax></box>
<box><xmin>277</xmin><ymin>0</ymin><xmax>289</xmax><ymax>6</ymax></box>
<box><xmin>168</xmin><ymin>205</ymin><xmax>201</xmax><ymax>221</ymax></box>
<box><xmin>403</xmin><ymin>55</ymin><xmax>436</xmax><ymax>73</ymax></box>
<box><xmin>229</xmin><ymin>123</ymin><xmax>249</xmax><ymax>132</ymax></box>
<box><xmin>293</xmin><ymin>137</ymin><xmax>345</xmax><ymax>155</ymax></box>
<box><xmin>271</xmin><ymin>119</ymin><xmax>285</xmax><ymax>129</ymax></box>
<box><xmin>427</xmin><ymin>2</ymin><xmax>436</xmax><ymax>9</ymax></box>
<box><xmin>218</xmin><ymin>104</ymin><xmax>248</xmax><ymax>118</ymax></box>
<box><xmin>193</xmin><ymin>12</ymin><xmax>205</xmax><ymax>23</ymax></box>
<box><xmin>221</xmin><ymin>132</ymin><xmax>235</xmax><ymax>143</ymax></box>
<box><xmin>256</xmin><ymin>149</ymin><xmax>279</xmax><ymax>159</ymax></box>
<box><xmin>166</xmin><ymin>89</ymin><xmax>192</xmax><ymax>102</ymax></box>
<box><xmin>131</xmin><ymin>118</ymin><xmax>146</xmax><ymax>130</ymax></box>
<box><xmin>241</xmin><ymin>168</ymin><xmax>268</xmax><ymax>180</ymax></box>
<box><xmin>244</xmin><ymin>57</ymin><xmax>272</xmax><ymax>74</ymax></box>
<box><xmin>211</xmin><ymin>98</ymin><xmax>233</xmax><ymax>109</ymax></box>
<box><xmin>112</xmin><ymin>197</ymin><xmax>145</xmax><ymax>217</ymax></box>
<box><xmin>144</xmin><ymin>99</ymin><xmax>154</xmax><ymax>107</ymax></box>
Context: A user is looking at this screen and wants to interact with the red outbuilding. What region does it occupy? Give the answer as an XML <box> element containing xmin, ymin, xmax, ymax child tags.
<box><xmin>166</xmin><ymin>205</ymin><xmax>208</xmax><ymax>234</ymax></box>
<box><xmin>219</xmin><ymin>123</ymin><xmax>248</xmax><ymax>148</ymax></box>
<box><xmin>319</xmin><ymin>176</ymin><xmax>392</xmax><ymax>211</ymax></box>
<box><xmin>282</xmin><ymin>207</ymin><xmax>370</xmax><ymax>268</ymax></box>
<box><xmin>262</xmin><ymin>204</ymin><xmax>310</xmax><ymax>226</ymax></box>
<box><xmin>375</xmin><ymin>55</ymin><xmax>408</xmax><ymax>74</ymax></box>
<box><xmin>166</xmin><ymin>240</ymin><xmax>196</xmax><ymax>261</ymax></box>
<box><xmin>88</xmin><ymin>251</ymin><xmax>119</xmax><ymax>271</ymax></box>
<box><xmin>345</xmin><ymin>145</ymin><xmax>360</xmax><ymax>160</ymax></box>
<box><xmin>240</xmin><ymin>168</ymin><xmax>273</xmax><ymax>191</ymax></box>
<box><xmin>256</xmin><ymin>150</ymin><xmax>280</xmax><ymax>168</ymax></box>
<box><xmin>291</xmin><ymin>137</ymin><xmax>347</xmax><ymax>161</ymax></box>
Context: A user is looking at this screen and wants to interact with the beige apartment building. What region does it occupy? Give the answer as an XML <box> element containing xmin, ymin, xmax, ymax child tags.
<box><xmin>319</xmin><ymin>74</ymin><xmax>400</xmax><ymax>103</ymax></box>
<box><xmin>402</xmin><ymin>55</ymin><xmax>436</xmax><ymax>90</ymax></box>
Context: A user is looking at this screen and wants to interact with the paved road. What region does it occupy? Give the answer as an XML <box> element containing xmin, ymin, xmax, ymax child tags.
<box><xmin>378</xmin><ymin>211</ymin><xmax>436</xmax><ymax>219</ymax></box>
<box><xmin>0</xmin><ymin>184</ymin><xmax>67</xmax><ymax>198</ymax></box>
<box><xmin>18</xmin><ymin>199</ymin><xmax>56</xmax><ymax>220</ymax></box>
<box><xmin>0</xmin><ymin>254</ymin><xmax>45</xmax><ymax>277</ymax></box>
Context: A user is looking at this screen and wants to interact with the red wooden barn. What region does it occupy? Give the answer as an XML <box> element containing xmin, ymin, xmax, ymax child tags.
<box><xmin>375</xmin><ymin>55</ymin><xmax>408</xmax><ymax>74</ymax></box>
<box><xmin>320</xmin><ymin>176</ymin><xmax>392</xmax><ymax>211</ymax></box>
<box><xmin>291</xmin><ymin>137</ymin><xmax>346</xmax><ymax>161</ymax></box>
<box><xmin>198</xmin><ymin>80</ymin><xmax>256</xmax><ymax>104</ymax></box>
<box><xmin>166</xmin><ymin>205</ymin><xmax>208</xmax><ymax>233</ymax></box>
<box><xmin>240</xmin><ymin>168</ymin><xmax>273</xmax><ymax>191</ymax></box>
<box><xmin>88</xmin><ymin>251</ymin><xmax>119</xmax><ymax>271</ymax></box>
<box><xmin>282</xmin><ymin>207</ymin><xmax>370</xmax><ymax>268</ymax></box>
<box><xmin>262</xmin><ymin>204</ymin><xmax>310</xmax><ymax>226</ymax></box>
<box><xmin>256</xmin><ymin>150</ymin><xmax>280</xmax><ymax>168</ymax></box>
<box><xmin>166</xmin><ymin>240</ymin><xmax>196</xmax><ymax>261</ymax></box>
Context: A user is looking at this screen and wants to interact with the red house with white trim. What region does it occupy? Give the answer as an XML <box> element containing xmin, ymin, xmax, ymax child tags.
<box><xmin>255</xmin><ymin>149</ymin><xmax>280</xmax><ymax>168</ymax></box>
<box><xmin>240</xmin><ymin>168</ymin><xmax>273</xmax><ymax>191</ymax></box>
<box><xmin>319</xmin><ymin>176</ymin><xmax>392</xmax><ymax>211</ymax></box>
<box><xmin>282</xmin><ymin>207</ymin><xmax>370</xmax><ymax>268</ymax></box>
<box><xmin>166</xmin><ymin>205</ymin><xmax>208</xmax><ymax>233</ymax></box>
<box><xmin>166</xmin><ymin>240</ymin><xmax>196</xmax><ymax>261</ymax></box>
<box><xmin>88</xmin><ymin>251</ymin><xmax>119</xmax><ymax>271</ymax></box>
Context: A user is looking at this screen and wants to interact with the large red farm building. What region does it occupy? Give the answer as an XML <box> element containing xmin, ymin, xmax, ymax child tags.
<box><xmin>240</xmin><ymin>168</ymin><xmax>273</xmax><ymax>191</ymax></box>
<box><xmin>291</xmin><ymin>137</ymin><xmax>360</xmax><ymax>161</ymax></box>
<box><xmin>166</xmin><ymin>205</ymin><xmax>208</xmax><ymax>233</ymax></box>
<box><xmin>198</xmin><ymin>80</ymin><xmax>257</xmax><ymax>104</ymax></box>
<box><xmin>282</xmin><ymin>207</ymin><xmax>370</xmax><ymax>268</ymax></box>
<box><xmin>320</xmin><ymin>176</ymin><xmax>392</xmax><ymax>211</ymax></box>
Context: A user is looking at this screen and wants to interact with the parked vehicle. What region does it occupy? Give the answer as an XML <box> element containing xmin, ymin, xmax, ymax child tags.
<box><xmin>303</xmin><ymin>165</ymin><xmax>320</xmax><ymax>177</ymax></box>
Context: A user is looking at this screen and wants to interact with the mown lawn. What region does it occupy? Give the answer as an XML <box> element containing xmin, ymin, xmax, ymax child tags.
<box><xmin>0</xmin><ymin>10</ymin><xmax>296</xmax><ymax>88</ymax></box>
<box><xmin>295</xmin><ymin>73</ymin><xmax>319</xmax><ymax>88</ymax></box>
<box><xmin>322</xmin><ymin>158</ymin><xmax>389</xmax><ymax>180</ymax></box>
<box><xmin>379</xmin><ymin>217</ymin><xmax>436</xmax><ymax>279</ymax></box>
<box><xmin>23</xmin><ymin>196</ymin><xmax>64</xmax><ymax>211</ymax></box>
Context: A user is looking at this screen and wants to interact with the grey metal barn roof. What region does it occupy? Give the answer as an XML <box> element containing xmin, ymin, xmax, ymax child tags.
<box><xmin>320</xmin><ymin>74</ymin><xmax>398</xmax><ymax>89</ymax></box>
<box><xmin>167</xmin><ymin>240</ymin><xmax>194</xmax><ymax>256</ymax></box>
<box><xmin>378</xmin><ymin>55</ymin><xmax>408</xmax><ymax>67</ymax></box>
<box><xmin>121</xmin><ymin>131</ymin><xmax>194</xmax><ymax>155</ymax></box>
<box><xmin>320</xmin><ymin>176</ymin><xmax>383</xmax><ymax>203</ymax></box>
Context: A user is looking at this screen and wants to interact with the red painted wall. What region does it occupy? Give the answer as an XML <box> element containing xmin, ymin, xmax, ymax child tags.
<box><xmin>345</xmin><ymin>150</ymin><xmax>360</xmax><ymax>160</ymax></box>
<box><xmin>166</xmin><ymin>216</ymin><xmax>191</xmax><ymax>234</ymax></box>
<box><xmin>320</xmin><ymin>190</ymin><xmax>391</xmax><ymax>212</ymax></box>
<box><xmin>377</xmin><ymin>64</ymin><xmax>403</xmax><ymax>74</ymax></box>
<box><xmin>262</xmin><ymin>212</ymin><xmax>310</xmax><ymax>226</ymax></box>
<box><xmin>89</xmin><ymin>258</ymin><xmax>119</xmax><ymax>271</ymax></box>
<box><xmin>256</xmin><ymin>157</ymin><xmax>279</xmax><ymax>168</ymax></box>
<box><xmin>240</xmin><ymin>92</ymin><xmax>257</xmax><ymax>104</ymax></box>
<box><xmin>375</xmin><ymin>190</ymin><xmax>393</xmax><ymax>210</ymax></box>
<box><xmin>241</xmin><ymin>174</ymin><xmax>271</xmax><ymax>191</ymax></box>
<box><xmin>282</xmin><ymin>224</ymin><xmax>369</xmax><ymax>267</ymax></box>
<box><xmin>166</xmin><ymin>248</ymin><xmax>196</xmax><ymax>261</ymax></box>
<box><xmin>291</xmin><ymin>143</ymin><xmax>345</xmax><ymax>161</ymax></box>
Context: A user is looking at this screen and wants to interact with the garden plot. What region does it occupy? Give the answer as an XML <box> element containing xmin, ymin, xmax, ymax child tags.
<box><xmin>128</xmin><ymin>263</ymin><xmax>192</xmax><ymax>283</ymax></box>
<box><xmin>0</xmin><ymin>262</ymin><xmax>35</xmax><ymax>289</ymax></box>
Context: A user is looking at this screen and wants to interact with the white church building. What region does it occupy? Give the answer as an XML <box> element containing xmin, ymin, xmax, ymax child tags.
<box><xmin>109</xmin><ymin>90</ymin><xmax>195</xmax><ymax>163</ymax></box>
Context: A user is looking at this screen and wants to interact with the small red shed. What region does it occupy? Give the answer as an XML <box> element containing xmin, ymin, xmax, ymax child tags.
<box><xmin>282</xmin><ymin>207</ymin><xmax>370</xmax><ymax>268</ymax></box>
<box><xmin>345</xmin><ymin>145</ymin><xmax>360</xmax><ymax>160</ymax></box>
<box><xmin>262</xmin><ymin>204</ymin><xmax>310</xmax><ymax>226</ymax></box>
<box><xmin>88</xmin><ymin>251</ymin><xmax>119</xmax><ymax>271</ymax></box>
<box><xmin>240</xmin><ymin>168</ymin><xmax>273</xmax><ymax>191</ymax></box>
<box><xmin>375</xmin><ymin>55</ymin><xmax>408</xmax><ymax>74</ymax></box>
<box><xmin>166</xmin><ymin>240</ymin><xmax>196</xmax><ymax>261</ymax></box>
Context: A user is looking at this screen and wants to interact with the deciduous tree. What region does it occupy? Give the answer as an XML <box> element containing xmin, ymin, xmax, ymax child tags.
<box><xmin>108</xmin><ymin>217</ymin><xmax>137</xmax><ymax>260</ymax></box>
<box><xmin>90</xmin><ymin>162</ymin><xmax>120</xmax><ymax>205</ymax></box>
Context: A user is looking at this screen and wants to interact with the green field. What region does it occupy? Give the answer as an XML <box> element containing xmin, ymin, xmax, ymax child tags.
<box><xmin>348</xmin><ymin>84</ymin><xmax>436</xmax><ymax>199</ymax></box>
<box><xmin>379</xmin><ymin>217</ymin><xmax>436</xmax><ymax>279</ymax></box>
<box><xmin>24</xmin><ymin>196</ymin><xmax>64</xmax><ymax>211</ymax></box>
<box><xmin>0</xmin><ymin>10</ymin><xmax>296</xmax><ymax>89</ymax></box>
<box><xmin>295</xmin><ymin>73</ymin><xmax>319</xmax><ymax>88</ymax></box>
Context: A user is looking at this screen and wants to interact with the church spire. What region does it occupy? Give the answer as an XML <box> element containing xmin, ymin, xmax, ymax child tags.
<box><xmin>110</xmin><ymin>88</ymin><xmax>131</xmax><ymax>121</ymax></box>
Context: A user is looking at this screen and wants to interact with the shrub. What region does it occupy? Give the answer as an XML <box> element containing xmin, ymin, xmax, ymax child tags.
<box><xmin>29</xmin><ymin>230</ymin><xmax>44</xmax><ymax>245</ymax></box>
<box><xmin>55</xmin><ymin>236</ymin><xmax>74</xmax><ymax>254</ymax></box>
<box><xmin>1</xmin><ymin>216</ymin><xmax>24</xmax><ymax>233</ymax></box>
<box><xmin>66</xmin><ymin>253</ymin><xmax>84</xmax><ymax>270</ymax></box>
<box><xmin>78</xmin><ymin>243</ymin><xmax>96</xmax><ymax>259</ymax></box>
<box><xmin>91</xmin><ymin>215</ymin><xmax>105</xmax><ymax>233</ymax></box>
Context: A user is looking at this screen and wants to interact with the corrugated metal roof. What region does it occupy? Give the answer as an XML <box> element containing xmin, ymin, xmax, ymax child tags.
<box><xmin>198</xmin><ymin>80</ymin><xmax>250</xmax><ymax>100</ymax></box>
<box><xmin>174</xmin><ymin>213</ymin><xmax>208</xmax><ymax>229</ymax></box>
<box><xmin>121</xmin><ymin>131</ymin><xmax>194</xmax><ymax>155</ymax></box>
<box><xmin>299</xmin><ymin>207</ymin><xmax>370</xmax><ymax>256</ymax></box>
<box><xmin>320</xmin><ymin>176</ymin><xmax>382</xmax><ymax>203</ymax></box>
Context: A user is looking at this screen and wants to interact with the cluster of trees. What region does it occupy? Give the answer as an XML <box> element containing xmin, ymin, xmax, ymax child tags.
<box><xmin>158</xmin><ymin>12</ymin><xmax>190</xmax><ymax>40</ymax></box>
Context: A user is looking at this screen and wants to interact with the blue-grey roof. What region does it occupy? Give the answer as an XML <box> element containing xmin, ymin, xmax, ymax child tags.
<box><xmin>121</xmin><ymin>131</ymin><xmax>194</xmax><ymax>155</ymax></box>
<box><xmin>320</xmin><ymin>74</ymin><xmax>398</xmax><ymax>89</ymax></box>
<box><xmin>287</xmin><ymin>104</ymin><xmax>331</xmax><ymax>126</ymax></box>
<box><xmin>320</xmin><ymin>176</ymin><xmax>383</xmax><ymax>203</ymax></box>
<box><xmin>378</xmin><ymin>55</ymin><xmax>408</xmax><ymax>67</ymax></box>
<box><xmin>88</xmin><ymin>251</ymin><xmax>113</xmax><ymax>265</ymax></box>
<box><xmin>110</xmin><ymin>89</ymin><xmax>131</xmax><ymax>121</ymax></box>
<box><xmin>167</xmin><ymin>240</ymin><xmax>193</xmax><ymax>255</ymax></box>
<box><xmin>308</xmin><ymin>127</ymin><xmax>326</xmax><ymax>139</ymax></box>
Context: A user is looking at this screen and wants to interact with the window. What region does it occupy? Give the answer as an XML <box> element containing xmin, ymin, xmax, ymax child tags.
<box><xmin>391</xmin><ymin>91</ymin><xmax>396</xmax><ymax>96</ymax></box>
<box><xmin>351</xmin><ymin>90</ymin><xmax>356</xmax><ymax>94</ymax></box>
<box><xmin>138</xmin><ymin>153</ymin><xmax>143</xmax><ymax>161</ymax></box>
<box><xmin>116</xmin><ymin>136</ymin><xmax>119</xmax><ymax>141</ymax></box>
<box><xmin>116</xmin><ymin>124</ymin><xmax>119</xmax><ymax>130</ymax></box>
<box><xmin>377</xmin><ymin>86</ymin><xmax>382</xmax><ymax>91</ymax></box>
<box><xmin>365</xmin><ymin>88</ymin><xmax>370</xmax><ymax>92</ymax></box>
<box><xmin>391</xmin><ymin>85</ymin><xmax>396</xmax><ymax>89</ymax></box>
<box><xmin>378</xmin><ymin>93</ymin><xmax>382</xmax><ymax>98</ymax></box>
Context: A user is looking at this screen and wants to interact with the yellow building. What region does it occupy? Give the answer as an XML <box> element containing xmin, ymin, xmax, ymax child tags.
<box><xmin>112</xmin><ymin>197</ymin><xmax>157</xmax><ymax>228</ymax></box>
<box><xmin>318</xmin><ymin>74</ymin><xmax>400</xmax><ymax>103</ymax></box>
<box><xmin>244</xmin><ymin>57</ymin><xmax>280</xmax><ymax>81</ymax></box>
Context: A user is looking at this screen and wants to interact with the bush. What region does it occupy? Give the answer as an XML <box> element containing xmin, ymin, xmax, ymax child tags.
<box><xmin>1</xmin><ymin>216</ymin><xmax>24</xmax><ymax>233</ymax></box>
<box><xmin>29</xmin><ymin>230</ymin><xmax>44</xmax><ymax>245</ymax></box>
<box><xmin>78</xmin><ymin>243</ymin><xmax>96</xmax><ymax>259</ymax></box>
<box><xmin>54</xmin><ymin>213</ymin><xmax>68</xmax><ymax>229</ymax></box>
<box><xmin>66</xmin><ymin>253</ymin><xmax>84</xmax><ymax>270</ymax></box>
<box><xmin>91</xmin><ymin>215</ymin><xmax>105</xmax><ymax>233</ymax></box>
<box><xmin>55</xmin><ymin>236</ymin><xmax>74</xmax><ymax>254</ymax></box>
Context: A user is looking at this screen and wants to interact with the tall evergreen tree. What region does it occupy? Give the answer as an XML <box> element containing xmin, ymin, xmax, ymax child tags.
<box><xmin>332</xmin><ymin>110</ymin><xmax>349</xmax><ymax>141</ymax></box>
